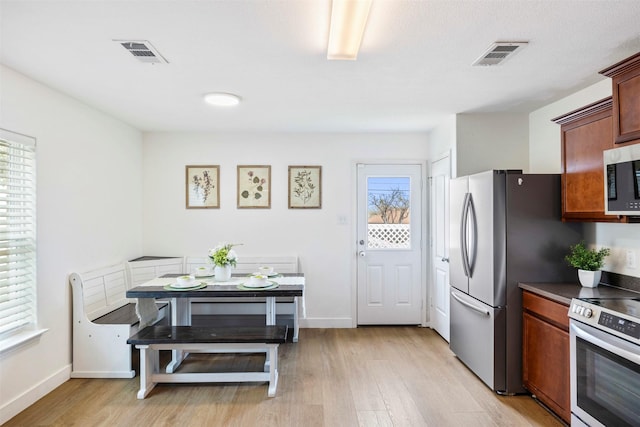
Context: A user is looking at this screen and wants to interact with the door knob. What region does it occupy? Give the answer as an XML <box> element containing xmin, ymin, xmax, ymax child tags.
<box><xmin>359</xmin><ymin>251</ymin><xmax>366</xmax><ymax>257</ymax></box>
<box><xmin>442</xmin><ymin>257</ymin><xmax>449</xmax><ymax>262</ymax></box>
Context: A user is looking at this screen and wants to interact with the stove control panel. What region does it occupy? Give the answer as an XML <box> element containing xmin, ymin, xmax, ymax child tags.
<box><xmin>570</xmin><ymin>298</ymin><xmax>640</xmax><ymax>344</ymax></box>
<box><xmin>598</xmin><ymin>312</ymin><xmax>640</xmax><ymax>340</ymax></box>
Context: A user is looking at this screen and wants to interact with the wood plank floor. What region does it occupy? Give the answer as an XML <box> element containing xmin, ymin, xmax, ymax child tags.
<box><xmin>5</xmin><ymin>327</ymin><xmax>564</xmax><ymax>426</ymax></box>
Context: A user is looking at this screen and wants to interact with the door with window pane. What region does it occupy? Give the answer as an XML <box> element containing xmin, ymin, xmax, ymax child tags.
<box><xmin>357</xmin><ymin>164</ymin><xmax>422</xmax><ymax>324</ymax></box>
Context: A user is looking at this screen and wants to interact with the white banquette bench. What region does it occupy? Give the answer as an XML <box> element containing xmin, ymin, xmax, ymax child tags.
<box><xmin>69</xmin><ymin>263</ymin><xmax>171</xmax><ymax>378</ymax></box>
<box><xmin>70</xmin><ymin>255</ymin><xmax>299</xmax><ymax>378</ymax></box>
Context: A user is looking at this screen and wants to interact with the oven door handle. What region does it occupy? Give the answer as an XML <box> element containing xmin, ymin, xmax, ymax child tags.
<box><xmin>571</xmin><ymin>321</ymin><xmax>640</xmax><ymax>364</ymax></box>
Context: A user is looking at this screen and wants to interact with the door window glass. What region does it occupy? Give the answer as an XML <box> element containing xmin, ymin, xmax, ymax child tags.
<box><xmin>367</xmin><ymin>176</ymin><xmax>410</xmax><ymax>249</ymax></box>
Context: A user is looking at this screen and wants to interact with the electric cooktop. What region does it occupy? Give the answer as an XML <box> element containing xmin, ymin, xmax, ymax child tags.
<box><xmin>570</xmin><ymin>296</ymin><xmax>640</xmax><ymax>344</ymax></box>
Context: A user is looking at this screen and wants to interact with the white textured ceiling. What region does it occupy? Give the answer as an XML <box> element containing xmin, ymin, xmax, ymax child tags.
<box><xmin>2</xmin><ymin>0</ymin><xmax>640</xmax><ymax>133</ymax></box>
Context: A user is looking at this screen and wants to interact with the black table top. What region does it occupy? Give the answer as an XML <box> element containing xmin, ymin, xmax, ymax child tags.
<box><xmin>126</xmin><ymin>283</ymin><xmax>303</xmax><ymax>299</ymax></box>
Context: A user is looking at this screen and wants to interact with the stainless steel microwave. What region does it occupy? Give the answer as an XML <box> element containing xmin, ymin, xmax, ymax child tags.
<box><xmin>603</xmin><ymin>144</ymin><xmax>640</xmax><ymax>215</ymax></box>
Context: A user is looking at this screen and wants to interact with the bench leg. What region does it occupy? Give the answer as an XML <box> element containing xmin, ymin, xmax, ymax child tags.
<box><xmin>267</xmin><ymin>344</ymin><xmax>279</xmax><ymax>397</ymax></box>
<box><xmin>263</xmin><ymin>344</ymin><xmax>271</xmax><ymax>372</ymax></box>
<box><xmin>167</xmin><ymin>298</ymin><xmax>191</xmax><ymax>373</ymax></box>
<box><xmin>136</xmin><ymin>345</ymin><xmax>158</xmax><ymax>399</ymax></box>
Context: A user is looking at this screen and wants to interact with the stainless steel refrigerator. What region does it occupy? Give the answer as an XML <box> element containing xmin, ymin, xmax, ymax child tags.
<box><xmin>449</xmin><ymin>170</ymin><xmax>582</xmax><ymax>394</ymax></box>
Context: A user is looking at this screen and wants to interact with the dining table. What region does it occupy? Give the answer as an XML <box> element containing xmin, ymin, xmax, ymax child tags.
<box><xmin>126</xmin><ymin>272</ymin><xmax>304</xmax><ymax>373</ymax></box>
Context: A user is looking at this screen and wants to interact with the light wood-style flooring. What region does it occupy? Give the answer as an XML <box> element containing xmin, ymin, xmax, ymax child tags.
<box><xmin>5</xmin><ymin>327</ymin><xmax>564</xmax><ymax>426</ymax></box>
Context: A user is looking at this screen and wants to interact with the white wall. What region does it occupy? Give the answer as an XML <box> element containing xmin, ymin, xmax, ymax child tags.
<box><xmin>456</xmin><ymin>113</ymin><xmax>530</xmax><ymax>177</ymax></box>
<box><xmin>529</xmin><ymin>78</ymin><xmax>640</xmax><ymax>278</ymax></box>
<box><xmin>427</xmin><ymin>115</ymin><xmax>456</xmax><ymax>175</ymax></box>
<box><xmin>141</xmin><ymin>132</ymin><xmax>429</xmax><ymax>326</ymax></box>
<box><xmin>0</xmin><ymin>66</ymin><xmax>143</xmax><ymax>423</ymax></box>
<box><xmin>529</xmin><ymin>79</ymin><xmax>611</xmax><ymax>174</ymax></box>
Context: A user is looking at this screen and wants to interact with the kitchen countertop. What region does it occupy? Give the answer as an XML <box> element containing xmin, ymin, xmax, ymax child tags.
<box><xmin>518</xmin><ymin>282</ymin><xmax>640</xmax><ymax>306</ymax></box>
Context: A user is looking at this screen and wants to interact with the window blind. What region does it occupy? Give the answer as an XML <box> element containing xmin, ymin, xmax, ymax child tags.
<box><xmin>0</xmin><ymin>129</ymin><xmax>36</xmax><ymax>337</ymax></box>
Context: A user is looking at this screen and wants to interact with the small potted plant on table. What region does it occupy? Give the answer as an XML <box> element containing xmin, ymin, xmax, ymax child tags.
<box><xmin>209</xmin><ymin>242</ymin><xmax>241</xmax><ymax>282</ymax></box>
<box><xmin>565</xmin><ymin>241</ymin><xmax>610</xmax><ymax>288</ymax></box>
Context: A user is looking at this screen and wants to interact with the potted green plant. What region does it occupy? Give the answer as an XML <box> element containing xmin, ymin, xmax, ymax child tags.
<box><xmin>565</xmin><ymin>241</ymin><xmax>610</xmax><ymax>287</ymax></box>
<box><xmin>208</xmin><ymin>242</ymin><xmax>242</xmax><ymax>282</ymax></box>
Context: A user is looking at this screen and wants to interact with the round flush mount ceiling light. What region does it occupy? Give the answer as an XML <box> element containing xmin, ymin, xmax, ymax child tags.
<box><xmin>203</xmin><ymin>92</ymin><xmax>242</xmax><ymax>107</ymax></box>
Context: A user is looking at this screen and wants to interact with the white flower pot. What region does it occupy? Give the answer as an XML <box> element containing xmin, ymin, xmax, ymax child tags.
<box><xmin>578</xmin><ymin>269</ymin><xmax>601</xmax><ymax>288</ymax></box>
<box><xmin>214</xmin><ymin>265</ymin><xmax>232</xmax><ymax>282</ymax></box>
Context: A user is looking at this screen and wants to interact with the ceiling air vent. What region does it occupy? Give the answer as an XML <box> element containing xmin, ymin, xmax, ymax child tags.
<box><xmin>115</xmin><ymin>40</ymin><xmax>168</xmax><ymax>64</ymax></box>
<box><xmin>472</xmin><ymin>42</ymin><xmax>528</xmax><ymax>66</ymax></box>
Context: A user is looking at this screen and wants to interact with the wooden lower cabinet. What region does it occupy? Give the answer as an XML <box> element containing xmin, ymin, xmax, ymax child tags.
<box><xmin>522</xmin><ymin>291</ymin><xmax>570</xmax><ymax>423</ymax></box>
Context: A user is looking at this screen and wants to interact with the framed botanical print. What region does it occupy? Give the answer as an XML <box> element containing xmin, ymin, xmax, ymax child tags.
<box><xmin>186</xmin><ymin>165</ymin><xmax>220</xmax><ymax>209</ymax></box>
<box><xmin>237</xmin><ymin>165</ymin><xmax>271</xmax><ymax>208</ymax></box>
<box><xmin>288</xmin><ymin>165</ymin><xmax>322</xmax><ymax>209</ymax></box>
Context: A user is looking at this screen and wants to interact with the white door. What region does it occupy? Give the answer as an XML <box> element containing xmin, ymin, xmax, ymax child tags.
<box><xmin>357</xmin><ymin>163</ymin><xmax>423</xmax><ymax>325</ymax></box>
<box><xmin>430</xmin><ymin>155</ymin><xmax>451</xmax><ymax>341</ymax></box>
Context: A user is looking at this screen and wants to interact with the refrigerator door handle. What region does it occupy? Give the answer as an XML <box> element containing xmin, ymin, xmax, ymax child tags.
<box><xmin>460</xmin><ymin>193</ymin><xmax>471</xmax><ymax>277</ymax></box>
<box><xmin>451</xmin><ymin>290</ymin><xmax>490</xmax><ymax>317</ymax></box>
<box><xmin>467</xmin><ymin>193</ymin><xmax>477</xmax><ymax>277</ymax></box>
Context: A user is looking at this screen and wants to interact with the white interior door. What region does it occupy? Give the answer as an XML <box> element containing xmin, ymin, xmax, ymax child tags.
<box><xmin>430</xmin><ymin>155</ymin><xmax>451</xmax><ymax>341</ymax></box>
<box><xmin>357</xmin><ymin>164</ymin><xmax>423</xmax><ymax>325</ymax></box>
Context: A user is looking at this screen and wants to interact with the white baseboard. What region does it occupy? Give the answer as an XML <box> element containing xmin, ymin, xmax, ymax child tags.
<box><xmin>0</xmin><ymin>364</ymin><xmax>71</xmax><ymax>425</ymax></box>
<box><xmin>299</xmin><ymin>317</ymin><xmax>353</xmax><ymax>328</ymax></box>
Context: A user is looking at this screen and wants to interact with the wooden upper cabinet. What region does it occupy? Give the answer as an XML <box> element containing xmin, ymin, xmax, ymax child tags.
<box><xmin>552</xmin><ymin>97</ymin><xmax>626</xmax><ymax>222</ymax></box>
<box><xmin>600</xmin><ymin>52</ymin><xmax>640</xmax><ymax>145</ymax></box>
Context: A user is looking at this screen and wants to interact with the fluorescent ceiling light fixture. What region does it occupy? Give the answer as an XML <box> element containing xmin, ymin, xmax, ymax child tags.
<box><xmin>327</xmin><ymin>0</ymin><xmax>372</xmax><ymax>60</ymax></box>
<box><xmin>204</xmin><ymin>92</ymin><xmax>241</xmax><ymax>107</ymax></box>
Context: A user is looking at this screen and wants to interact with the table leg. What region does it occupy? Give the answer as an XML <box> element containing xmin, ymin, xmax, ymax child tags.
<box><xmin>264</xmin><ymin>296</ymin><xmax>277</xmax><ymax>370</ymax></box>
<box><xmin>167</xmin><ymin>298</ymin><xmax>191</xmax><ymax>373</ymax></box>
<box><xmin>265</xmin><ymin>296</ymin><xmax>276</xmax><ymax>325</ymax></box>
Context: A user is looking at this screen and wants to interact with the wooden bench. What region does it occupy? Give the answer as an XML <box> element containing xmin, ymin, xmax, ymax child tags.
<box><xmin>127</xmin><ymin>325</ymin><xmax>288</xmax><ymax>399</ymax></box>
<box><xmin>69</xmin><ymin>264</ymin><xmax>168</xmax><ymax>378</ymax></box>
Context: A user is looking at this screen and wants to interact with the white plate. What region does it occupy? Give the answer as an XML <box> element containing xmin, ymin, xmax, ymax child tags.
<box><xmin>171</xmin><ymin>281</ymin><xmax>198</xmax><ymax>288</ymax></box>
<box><xmin>165</xmin><ymin>282</ymin><xmax>207</xmax><ymax>291</ymax></box>
<box><xmin>242</xmin><ymin>280</ymin><xmax>276</xmax><ymax>288</ymax></box>
<box><xmin>252</xmin><ymin>271</ymin><xmax>278</xmax><ymax>277</ymax></box>
<box><xmin>194</xmin><ymin>274</ymin><xmax>214</xmax><ymax>278</ymax></box>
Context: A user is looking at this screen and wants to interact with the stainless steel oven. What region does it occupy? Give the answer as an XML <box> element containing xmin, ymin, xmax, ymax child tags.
<box><xmin>569</xmin><ymin>298</ymin><xmax>640</xmax><ymax>427</ymax></box>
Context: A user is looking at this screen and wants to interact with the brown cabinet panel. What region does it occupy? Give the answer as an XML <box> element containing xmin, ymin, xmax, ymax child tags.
<box><xmin>563</xmin><ymin>114</ymin><xmax>611</xmax><ymax>213</ymax></box>
<box><xmin>522</xmin><ymin>291</ymin><xmax>569</xmax><ymax>330</ymax></box>
<box><xmin>600</xmin><ymin>52</ymin><xmax>640</xmax><ymax>144</ymax></box>
<box><xmin>522</xmin><ymin>290</ymin><xmax>571</xmax><ymax>423</ymax></box>
<box><xmin>522</xmin><ymin>312</ymin><xmax>571</xmax><ymax>423</ymax></box>
<box><xmin>618</xmin><ymin>73</ymin><xmax>640</xmax><ymax>140</ymax></box>
<box><xmin>553</xmin><ymin>98</ymin><xmax>625</xmax><ymax>222</ymax></box>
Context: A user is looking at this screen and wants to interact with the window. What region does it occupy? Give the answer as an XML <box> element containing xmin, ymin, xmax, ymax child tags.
<box><xmin>0</xmin><ymin>129</ymin><xmax>37</xmax><ymax>341</ymax></box>
<box><xmin>367</xmin><ymin>176</ymin><xmax>411</xmax><ymax>249</ymax></box>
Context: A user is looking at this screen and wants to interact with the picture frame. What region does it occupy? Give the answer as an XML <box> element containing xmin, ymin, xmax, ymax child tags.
<box><xmin>237</xmin><ymin>165</ymin><xmax>271</xmax><ymax>208</ymax></box>
<box><xmin>186</xmin><ymin>165</ymin><xmax>220</xmax><ymax>208</ymax></box>
<box><xmin>288</xmin><ymin>165</ymin><xmax>322</xmax><ymax>209</ymax></box>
